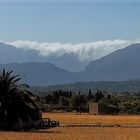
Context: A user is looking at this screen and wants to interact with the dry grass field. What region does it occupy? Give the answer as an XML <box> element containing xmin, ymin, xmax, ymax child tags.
<box><xmin>0</xmin><ymin>127</ymin><xmax>139</xmax><ymax>140</ymax></box>
<box><xmin>42</xmin><ymin>112</ymin><xmax>140</xmax><ymax>125</ymax></box>
<box><xmin>0</xmin><ymin>113</ymin><xmax>139</xmax><ymax>140</ymax></box>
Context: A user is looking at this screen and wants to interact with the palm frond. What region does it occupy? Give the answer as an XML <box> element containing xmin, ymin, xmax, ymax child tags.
<box><xmin>0</xmin><ymin>69</ymin><xmax>40</xmax><ymax>130</ymax></box>
<box><xmin>19</xmin><ymin>84</ymin><xmax>30</xmax><ymax>88</ymax></box>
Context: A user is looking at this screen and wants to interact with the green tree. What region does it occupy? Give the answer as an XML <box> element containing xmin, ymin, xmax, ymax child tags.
<box><xmin>0</xmin><ymin>69</ymin><xmax>41</xmax><ymax>130</ymax></box>
<box><xmin>71</xmin><ymin>94</ymin><xmax>87</xmax><ymax>114</ymax></box>
<box><xmin>87</xmin><ymin>89</ymin><xmax>94</xmax><ymax>101</ymax></box>
<box><xmin>94</xmin><ymin>90</ymin><xmax>104</xmax><ymax>102</ymax></box>
<box><xmin>59</xmin><ymin>96</ymin><xmax>70</xmax><ymax>106</ymax></box>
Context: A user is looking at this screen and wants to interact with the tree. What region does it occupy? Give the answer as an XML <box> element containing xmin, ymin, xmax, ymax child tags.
<box><xmin>94</xmin><ymin>90</ymin><xmax>104</xmax><ymax>102</ymax></box>
<box><xmin>71</xmin><ymin>94</ymin><xmax>87</xmax><ymax>114</ymax></box>
<box><xmin>59</xmin><ymin>96</ymin><xmax>70</xmax><ymax>106</ymax></box>
<box><xmin>99</xmin><ymin>95</ymin><xmax>118</xmax><ymax>106</ymax></box>
<box><xmin>87</xmin><ymin>89</ymin><xmax>94</xmax><ymax>101</ymax></box>
<box><xmin>0</xmin><ymin>69</ymin><xmax>41</xmax><ymax>130</ymax></box>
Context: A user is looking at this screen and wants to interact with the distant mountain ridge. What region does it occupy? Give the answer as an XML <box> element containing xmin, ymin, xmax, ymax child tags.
<box><xmin>0</xmin><ymin>42</ymin><xmax>47</xmax><ymax>63</ymax></box>
<box><xmin>0</xmin><ymin>43</ymin><xmax>140</xmax><ymax>86</ymax></box>
<box><xmin>0</xmin><ymin>62</ymin><xmax>76</xmax><ymax>85</ymax></box>
<box><xmin>82</xmin><ymin>43</ymin><xmax>140</xmax><ymax>81</ymax></box>
<box><xmin>0</xmin><ymin>42</ymin><xmax>87</xmax><ymax>72</ymax></box>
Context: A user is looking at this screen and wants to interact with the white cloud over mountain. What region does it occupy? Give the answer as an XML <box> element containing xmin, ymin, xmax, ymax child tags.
<box><xmin>7</xmin><ymin>39</ymin><xmax>139</xmax><ymax>61</ymax></box>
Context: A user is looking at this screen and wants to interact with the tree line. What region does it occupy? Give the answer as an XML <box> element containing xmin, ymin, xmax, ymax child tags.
<box><xmin>34</xmin><ymin>89</ymin><xmax>140</xmax><ymax>115</ymax></box>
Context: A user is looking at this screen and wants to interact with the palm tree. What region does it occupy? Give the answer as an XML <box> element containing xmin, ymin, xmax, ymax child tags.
<box><xmin>0</xmin><ymin>69</ymin><xmax>41</xmax><ymax>130</ymax></box>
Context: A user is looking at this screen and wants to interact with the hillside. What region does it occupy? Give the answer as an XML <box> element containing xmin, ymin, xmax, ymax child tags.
<box><xmin>32</xmin><ymin>81</ymin><xmax>140</xmax><ymax>93</ymax></box>
<box><xmin>0</xmin><ymin>42</ymin><xmax>47</xmax><ymax>63</ymax></box>
<box><xmin>0</xmin><ymin>42</ymin><xmax>87</xmax><ymax>72</ymax></box>
<box><xmin>0</xmin><ymin>43</ymin><xmax>140</xmax><ymax>86</ymax></box>
<box><xmin>0</xmin><ymin>62</ymin><xmax>76</xmax><ymax>86</ymax></box>
<box><xmin>82</xmin><ymin>43</ymin><xmax>140</xmax><ymax>81</ymax></box>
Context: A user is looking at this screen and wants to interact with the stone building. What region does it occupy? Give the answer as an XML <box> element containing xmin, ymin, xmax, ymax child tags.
<box><xmin>89</xmin><ymin>103</ymin><xmax>118</xmax><ymax>115</ymax></box>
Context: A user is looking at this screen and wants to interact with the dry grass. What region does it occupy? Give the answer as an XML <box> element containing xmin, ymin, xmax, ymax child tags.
<box><xmin>0</xmin><ymin>127</ymin><xmax>139</xmax><ymax>140</ymax></box>
<box><xmin>43</xmin><ymin>112</ymin><xmax>140</xmax><ymax>125</ymax></box>
<box><xmin>0</xmin><ymin>113</ymin><xmax>139</xmax><ymax>140</ymax></box>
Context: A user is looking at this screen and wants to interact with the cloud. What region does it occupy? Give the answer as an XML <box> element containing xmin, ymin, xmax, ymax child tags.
<box><xmin>6</xmin><ymin>39</ymin><xmax>139</xmax><ymax>61</ymax></box>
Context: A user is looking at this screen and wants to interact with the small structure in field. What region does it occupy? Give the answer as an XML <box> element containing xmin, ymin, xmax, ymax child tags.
<box><xmin>41</xmin><ymin>118</ymin><xmax>60</xmax><ymax>128</ymax></box>
<box><xmin>89</xmin><ymin>103</ymin><xmax>118</xmax><ymax>115</ymax></box>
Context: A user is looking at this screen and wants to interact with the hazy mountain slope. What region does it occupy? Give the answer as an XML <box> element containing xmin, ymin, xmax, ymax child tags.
<box><xmin>34</xmin><ymin>81</ymin><xmax>140</xmax><ymax>93</ymax></box>
<box><xmin>0</xmin><ymin>43</ymin><xmax>140</xmax><ymax>85</ymax></box>
<box><xmin>82</xmin><ymin>43</ymin><xmax>140</xmax><ymax>81</ymax></box>
<box><xmin>0</xmin><ymin>42</ymin><xmax>87</xmax><ymax>72</ymax></box>
<box><xmin>0</xmin><ymin>62</ymin><xmax>76</xmax><ymax>86</ymax></box>
<box><xmin>0</xmin><ymin>42</ymin><xmax>47</xmax><ymax>63</ymax></box>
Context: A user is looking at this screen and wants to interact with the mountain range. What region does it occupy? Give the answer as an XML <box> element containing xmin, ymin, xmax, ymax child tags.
<box><xmin>0</xmin><ymin>62</ymin><xmax>76</xmax><ymax>85</ymax></box>
<box><xmin>0</xmin><ymin>43</ymin><xmax>140</xmax><ymax>86</ymax></box>
<box><xmin>0</xmin><ymin>42</ymin><xmax>87</xmax><ymax>72</ymax></box>
<box><xmin>82</xmin><ymin>43</ymin><xmax>140</xmax><ymax>81</ymax></box>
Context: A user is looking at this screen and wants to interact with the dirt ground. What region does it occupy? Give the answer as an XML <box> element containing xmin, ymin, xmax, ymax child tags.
<box><xmin>0</xmin><ymin>127</ymin><xmax>139</xmax><ymax>140</ymax></box>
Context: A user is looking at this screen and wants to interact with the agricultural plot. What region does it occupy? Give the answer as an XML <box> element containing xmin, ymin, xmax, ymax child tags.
<box><xmin>0</xmin><ymin>127</ymin><xmax>139</xmax><ymax>140</ymax></box>
<box><xmin>0</xmin><ymin>113</ymin><xmax>139</xmax><ymax>140</ymax></box>
<box><xmin>43</xmin><ymin>112</ymin><xmax>140</xmax><ymax>126</ymax></box>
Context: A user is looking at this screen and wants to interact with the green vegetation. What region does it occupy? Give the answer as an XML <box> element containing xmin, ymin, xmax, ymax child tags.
<box><xmin>35</xmin><ymin>89</ymin><xmax>140</xmax><ymax>115</ymax></box>
<box><xmin>0</xmin><ymin>69</ymin><xmax>41</xmax><ymax>130</ymax></box>
<box><xmin>0</xmin><ymin>68</ymin><xmax>138</xmax><ymax>131</ymax></box>
<box><xmin>32</xmin><ymin>81</ymin><xmax>140</xmax><ymax>93</ymax></box>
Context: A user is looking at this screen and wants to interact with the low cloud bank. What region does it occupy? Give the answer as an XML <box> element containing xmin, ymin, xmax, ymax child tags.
<box><xmin>7</xmin><ymin>39</ymin><xmax>139</xmax><ymax>61</ymax></box>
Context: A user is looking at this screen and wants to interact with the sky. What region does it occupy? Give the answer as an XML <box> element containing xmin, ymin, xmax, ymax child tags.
<box><xmin>0</xmin><ymin>0</ymin><xmax>140</xmax><ymax>43</ymax></box>
<box><xmin>0</xmin><ymin>0</ymin><xmax>140</xmax><ymax>68</ymax></box>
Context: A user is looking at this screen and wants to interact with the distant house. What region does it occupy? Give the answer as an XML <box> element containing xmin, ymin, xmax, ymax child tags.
<box><xmin>89</xmin><ymin>103</ymin><xmax>118</xmax><ymax>115</ymax></box>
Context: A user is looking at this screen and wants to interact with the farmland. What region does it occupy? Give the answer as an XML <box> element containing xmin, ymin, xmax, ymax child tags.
<box><xmin>43</xmin><ymin>112</ymin><xmax>140</xmax><ymax>125</ymax></box>
<box><xmin>0</xmin><ymin>113</ymin><xmax>139</xmax><ymax>140</ymax></box>
<box><xmin>0</xmin><ymin>127</ymin><xmax>139</xmax><ymax>140</ymax></box>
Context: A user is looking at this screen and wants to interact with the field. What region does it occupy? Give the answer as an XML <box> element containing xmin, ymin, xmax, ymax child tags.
<box><xmin>43</xmin><ymin>112</ymin><xmax>140</xmax><ymax>125</ymax></box>
<box><xmin>0</xmin><ymin>127</ymin><xmax>139</xmax><ymax>140</ymax></box>
<box><xmin>0</xmin><ymin>113</ymin><xmax>139</xmax><ymax>140</ymax></box>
